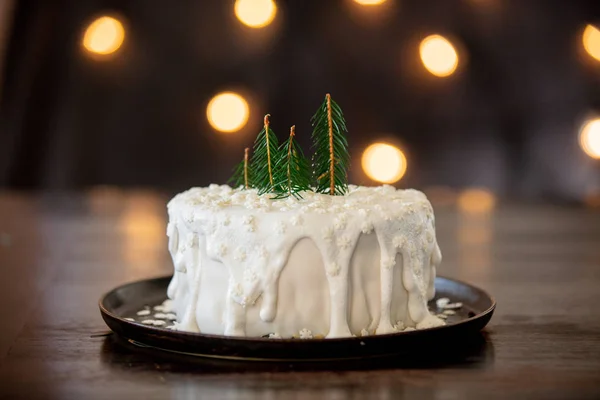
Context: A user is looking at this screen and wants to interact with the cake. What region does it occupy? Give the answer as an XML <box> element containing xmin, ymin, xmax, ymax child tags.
<box><xmin>164</xmin><ymin>93</ymin><xmax>444</xmax><ymax>338</ymax></box>
<box><xmin>165</xmin><ymin>184</ymin><xmax>444</xmax><ymax>338</ymax></box>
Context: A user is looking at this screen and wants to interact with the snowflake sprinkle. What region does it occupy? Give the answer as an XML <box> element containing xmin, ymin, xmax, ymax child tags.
<box><xmin>299</xmin><ymin>328</ymin><xmax>313</xmax><ymax>339</ymax></box>
<box><xmin>337</xmin><ymin>235</ymin><xmax>352</xmax><ymax>249</ymax></box>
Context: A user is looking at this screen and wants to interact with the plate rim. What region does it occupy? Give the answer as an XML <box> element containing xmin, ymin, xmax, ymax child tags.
<box><xmin>99</xmin><ymin>274</ymin><xmax>496</xmax><ymax>343</ymax></box>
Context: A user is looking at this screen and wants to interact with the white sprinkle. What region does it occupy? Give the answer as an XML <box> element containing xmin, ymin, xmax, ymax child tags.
<box><xmin>257</xmin><ymin>246</ymin><xmax>269</xmax><ymax>259</ymax></box>
<box><xmin>152</xmin><ymin>320</ymin><xmax>166</xmax><ymax>326</ymax></box>
<box><xmin>392</xmin><ymin>236</ymin><xmax>405</xmax><ymax>249</ymax></box>
<box><xmin>327</xmin><ymin>262</ymin><xmax>341</xmax><ymax>277</ymax></box>
<box><xmin>443</xmin><ymin>309</ymin><xmax>456</xmax><ymax>315</ymax></box>
<box><xmin>136</xmin><ymin>310</ymin><xmax>151</xmax><ymax>316</ymax></box>
<box><xmin>124</xmin><ymin>318</ymin><xmax>134</xmax><ymax>322</ymax></box>
<box><xmin>299</xmin><ymin>328</ymin><xmax>313</xmax><ymax>339</ymax></box>
<box><xmin>216</xmin><ymin>243</ymin><xmax>227</xmax><ymax>257</ymax></box>
<box><xmin>153</xmin><ymin>305</ymin><xmax>165</xmax><ymax>312</ymax></box>
<box><xmin>165</xmin><ymin>313</ymin><xmax>177</xmax><ymax>321</ymax></box>
<box><xmin>322</xmin><ymin>226</ymin><xmax>334</xmax><ymax>241</ymax></box>
<box><xmin>382</xmin><ymin>257</ymin><xmax>396</xmax><ymax>270</ymax></box>
<box><xmin>337</xmin><ymin>235</ymin><xmax>352</xmax><ymax>250</ymax></box>
<box><xmin>436</xmin><ymin>298</ymin><xmax>450</xmax><ymax>308</ymax></box>
<box><xmin>268</xmin><ymin>333</ymin><xmax>282</xmax><ymax>339</ymax></box>
<box><xmin>444</xmin><ymin>302</ymin><xmax>463</xmax><ymax>310</ymax></box>
<box><xmin>333</xmin><ymin>216</ymin><xmax>347</xmax><ymax>230</ymax></box>
<box><xmin>234</xmin><ymin>248</ymin><xmax>247</xmax><ymax>262</ymax></box>
<box><xmin>290</xmin><ymin>215</ymin><xmax>303</xmax><ymax>226</ymax></box>
<box><xmin>154</xmin><ymin>313</ymin><xmax>167</xmax><ymax>319</ymax></box>
<box><xmin>436</xmin><ymin>314</ymin><xmax>448</xmax><ymax>319</ymax></box>
<box><xmin>274</xmin><ymin>221</ymin><xmax>286</xmax><ymax>234</ymax></box>
<box><xmin>141</xmin><ymin>319</ymin><xmax>154</xmax><ymax>325</ymax></box>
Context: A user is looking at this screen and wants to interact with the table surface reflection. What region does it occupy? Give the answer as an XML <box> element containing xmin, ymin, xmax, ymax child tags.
<box><xmin>0</xmin><ymin>189</ymin><xmax>599</xmax><ymax>399</ymax></box>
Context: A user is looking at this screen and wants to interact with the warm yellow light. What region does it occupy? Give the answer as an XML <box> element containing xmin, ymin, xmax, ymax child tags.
<box><xmin>580</xmin><ymin>118</ymin><xmax>600</xmax><ymax>159</ymax></box>
<box><xmin>82</xmin><ymin>16</ymin><xmax>125</xmax><ymax>55</ymax></box>
<box><xmin>419</xmin><ymin>34</ymin><xmax>459</xmax><ymax>77</ymax></box>
<box><xmin>583</xmin><ymin>24</ymin><xmax>600</xmax><ymax>62</ymax></box>
<box><xmin>206</xmin><ymin>92</ymin><xmax>250</xmax><ymax>133</ymax></box>
<box><xmin>457</xmin><ymin>188</ymin><xmax>496</xmax><ymax>214</ymax></box>
<box><xmin>234</xmin><ymin>0</ymin><xmax>277</xmax><ymax>28</ymax></box>
<box><xmin>353</xmin><ymin>0</ymin><xmax>388</xmax><ymax>5</ymax></box>
<box><xmin>361</xmin><ymin>143</ymin><xmax>407</xmax><ymax>184</ymax></box>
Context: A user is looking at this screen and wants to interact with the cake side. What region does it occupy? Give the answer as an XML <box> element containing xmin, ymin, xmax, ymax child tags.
<box><xmin>166</xmin><ymin>184</ymin><xmax>444</xmax><ymax>338</ymax></box>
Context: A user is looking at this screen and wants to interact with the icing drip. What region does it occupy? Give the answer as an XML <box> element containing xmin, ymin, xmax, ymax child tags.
<box><xmin>166</xmin><ymin>184</ymin><xmax>444</xmax><ymax>338</ymax></box>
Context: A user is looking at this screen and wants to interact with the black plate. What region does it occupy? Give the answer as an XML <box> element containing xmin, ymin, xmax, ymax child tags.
<box><xmin>99</xmin><ymin>275</ymin><xmax>495</xmax><ymax>361</ymax></box>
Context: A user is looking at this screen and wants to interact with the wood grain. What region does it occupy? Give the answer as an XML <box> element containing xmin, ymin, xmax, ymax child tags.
<box><xmin>0</xmin><ymin>190</ymin><xmax>599</xmax><ymax>399</ymax></box>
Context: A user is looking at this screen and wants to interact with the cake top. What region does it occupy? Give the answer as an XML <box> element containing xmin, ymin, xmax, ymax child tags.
<box><xmin>168</xmin><ymin>184</ymin><xmax>430</xmax><ymax>214</ymax></box>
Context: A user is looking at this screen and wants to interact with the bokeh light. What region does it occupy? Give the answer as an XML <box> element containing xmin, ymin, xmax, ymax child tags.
<box><xmin>206</xmin><ymin>92</ymin><xmax>250</xmax><ymax>133</ymax></box>
<box><xmin>457</xmin><ymin>188</ymin><xmax>496</xmax><ymax>214</ymax></box>
<box><xmin>82</xmin><ymin>16</ymin><xmax>125</xmax><ymax>55</ymax></box>
<box><xmin>582</xmin><ymin>24</ymin><xmax>600</xmax><ymax>62</ymax></box>
<box><xmin>361</xmin><ymin>143</ymin><xmax>407</xmax><ymax>184</ymax></box>
<box><xmin>419</xmin><ymin>34</ymin><xmax>459</xmax><ymax>77</ymax></box>
<box><xmin>580</xmin><ymin>118</ymin><xmax>600</xmax><ymax>159</ymax></box>
<box><xmin>234</xmin><ymin>0</ymin><xmax>277</xmax><ymax>29</ymax></box>
<box><xmin>353</xmin><ymin>0</ymin><xmax>388</xmax><ymax>5</ymax></box>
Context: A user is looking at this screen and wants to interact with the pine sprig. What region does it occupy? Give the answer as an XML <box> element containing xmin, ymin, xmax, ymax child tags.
<box><xmin>273</xmin><ymin>126</ymin><xmax>312</xmax><ymax>199</ymax></box>
<box><xmin>311</xmin><ymin>93</ymin><xmax>350</xmax><ymax>195</ymax></box>
<box><xmin>250</xmin><ymin>114</ymin><xmax>280</xmax><ymax>195</ymax></box>
<box><xmin>229</xmin><ymin>147</ymin><xmax>251</xmax><ymax>189</ymax></box>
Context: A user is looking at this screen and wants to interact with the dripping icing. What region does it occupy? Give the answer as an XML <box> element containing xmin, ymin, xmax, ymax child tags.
<box><xmin>166</xmin><ymin>185</ymin><xmax>444</xmax><ymax>338</ymax></box>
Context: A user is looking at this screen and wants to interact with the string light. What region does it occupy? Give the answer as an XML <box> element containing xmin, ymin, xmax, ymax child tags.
<box><xmin>361</xmin><ymin>142</ymin><xmax>407</xmax><ymax>184</ymax></box>
<box><xmin>206</xmin><ymin>92</ymin><xmax>250</xmax><ymax>133</ymax></box>
<box><xmin>82</xmin><ymin>16</ymin><xmax>125</xmax><ymax>55</ymax></box>
<box><xmin>234</xmin><ymin>0</ymin><xmax>277</xmax><ymax>29</ymax></box>
<box><xmin>353</xmin><ymin>0</ymin><xmax>388</xmax><ymax>5</ymax></box>
<box><xmin>580</xmin><ymin>118</ymin><xmax>600</xmax><ymax>159</ymax></box>
<box><xmin>457</xmin><ymin>188</ymin><xmax>496</xmax><ymax>214</ymax></box>
<box><xmin>583</xmin><ymin>24</ymin><xmax>600</xmax><ymax>62</ymax></box>
<box><xmin>419</xmin><ymin>34</ymin><xmax>459</xmax><ymax>77</ymax></box>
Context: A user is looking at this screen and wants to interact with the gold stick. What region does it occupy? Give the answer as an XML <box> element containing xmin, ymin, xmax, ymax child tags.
<box><xmin>243</xmin><ymin>147</ymin><xmax>249</xmax><ymax>189</ymax></box>
<box><xmin>287</xmin><ymin>126</ymin><xmax>295</xmax><ymax>195</ymax></box>
<box><xmin>264</xmin><ymin>114</ymin><xmax>274</xmax><ymax>186</ymax></box>
<box><xmin>326</xmin><ymin>93</ymin><xmax>334</xmax><ymax>195</ymax></box>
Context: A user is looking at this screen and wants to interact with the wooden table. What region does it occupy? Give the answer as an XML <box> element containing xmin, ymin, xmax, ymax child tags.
<box><xmin>0</xmin><ymin>189</ymin><xmax>599</xmax><ymax>399</ymax></box>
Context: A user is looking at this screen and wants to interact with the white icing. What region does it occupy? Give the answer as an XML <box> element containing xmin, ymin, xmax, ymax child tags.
<box><xmin>166</xmin><ymin>184</ymin><xmax>444</xmax><ymax>338</ymax></box>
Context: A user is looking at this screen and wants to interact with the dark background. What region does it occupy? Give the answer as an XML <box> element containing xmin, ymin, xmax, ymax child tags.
<box><xmin>1</xmin><ymin>0</ymin><xmax>599</xmax><ymax>201</ymax></box>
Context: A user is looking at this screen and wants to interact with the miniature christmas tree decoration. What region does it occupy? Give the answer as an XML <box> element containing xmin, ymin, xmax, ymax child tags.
<box><xmin>251</xmin><ymin>114</ymin><xmax>280</xmax><ymax>195</ymax></box>
<box><xmin>311</xmin><ymin>93</ymin><xmax>350</xmax><ymax>196</ymax></box>
<box><xmin>273</xmin><ymin>126</ymin><xmax>312</xmax><ymax>199</ymax></box>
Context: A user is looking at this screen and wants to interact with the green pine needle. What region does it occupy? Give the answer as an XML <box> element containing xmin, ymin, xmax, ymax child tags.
<box><xmin>250</xmin><ymin>114</ymin><xmax>280</xmax><ymax>195</ymax></box>
<box><xmin>272</xmin><ymin>126</ymin><xmax>312</xmax><ymax>199</ymax></box>
<box><xmin>311</xmin><ymin>93</ymin><xmax>350</xmax><ymax>195</ymax></box>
